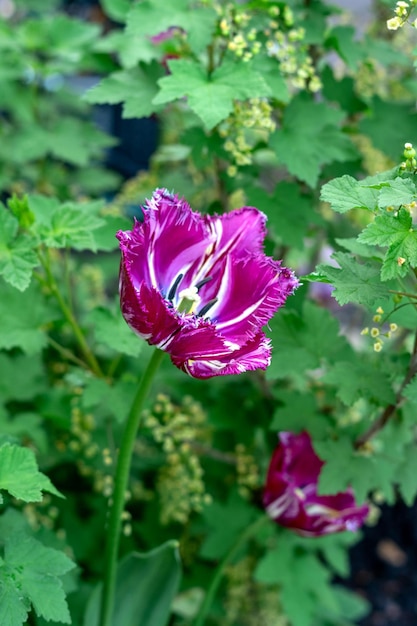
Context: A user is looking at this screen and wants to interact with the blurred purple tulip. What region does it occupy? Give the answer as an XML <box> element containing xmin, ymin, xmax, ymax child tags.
<box><xmin>117</xmin><ymin>188</ymin><xmax>298</xmax><ymax>378</ymax></box>
<box><xmin>263</xmin><ymin>431</ymin><xmax>369</xmax><ymax>536</ymax></box>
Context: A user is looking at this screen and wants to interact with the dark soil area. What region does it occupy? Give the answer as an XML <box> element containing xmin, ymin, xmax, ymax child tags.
<box><xmin>348</xmin><ymin>499</ymin><xmax>417</xmax><ymax>625</ymax></box>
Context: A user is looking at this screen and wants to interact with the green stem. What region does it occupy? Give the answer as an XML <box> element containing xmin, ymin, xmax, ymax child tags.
<box><xmin>388</xmin><ymin>289</ymin><xmax>417</xmax><ymax>300</ymax></box>
<box><xmin>99</xmin><ymin>348</ymin><xmax>165</xmax><ymax>626</ymax></box>
<box><xmin>47</xmin><ymin>336</ymin><xmax>88</xmax><ymax>370</ymax></box>
<box><xmin>193</xmin><ymin>514</ymin><xmax>270</xmax><ymax>626</ymax></box>
<box><xmin>39</xmin><ymin>249</ymin><xmax>103</xmax><ymax>377</ymax></box>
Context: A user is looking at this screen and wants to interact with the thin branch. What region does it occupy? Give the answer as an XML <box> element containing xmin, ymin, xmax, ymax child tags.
<box><xmin>355</xmin><ymin>332</ymin><xmax>417</xmax><ymax>448</ymax></box>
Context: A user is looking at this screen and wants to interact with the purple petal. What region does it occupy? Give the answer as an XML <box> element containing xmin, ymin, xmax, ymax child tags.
<box><xmin>200</xmin><ymin>255</ymin><xmax>298</xmax><ymax>343</ymax></box>
<box><xmin>118</xmin><ymin>265</ymin><xmax>183</xmax><ymax>348</ymax></box>
<box><xmin>204</xmin><ymin>207</ymin><xmax>268</xmax><ymax>264</ymax></box>
<box><xmin>171</xmin><ymin>332</ymin><xmax>271</xmax><ymax>379</ymax></box>
<box><xmin>117</xmin><ymin>189</ymin><xmax>214</xmax><ymax>301</ymax></box>
<box><xmin>263</xmin><ymin>431</ymin><xmax>369</xmax><ymax>537</ymax></box>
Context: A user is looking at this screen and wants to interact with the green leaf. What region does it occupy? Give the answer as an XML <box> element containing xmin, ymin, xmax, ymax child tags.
<box><xmin>251</xmin><ymin>55</ymin><xmax>290</xmax><ymax>102</ymax></box>
<box><xmin>323</xmin><ymin>359</ymin><xmax>396</xmax><ymax>406</ymax></box>
<box><xmin>403</xmin><ymin>376</ymin><xmax>417</xmax><ymax>404</ymax></box>
<box><xmin>92</xmin><ymin>214</ymin><xmax>132</xmax><ymax>252</ymax></box>
<box><xmin>0</xmin><ymin>353</ymin><xmax>45</xmax><ymax>402</ymax></box>
<box><xmin>315</xmin><ymin>437</ymin><xmax>396</xmax><ymax>503</ymax></box>
<box><xmin>28</xmin><ymin>195</ymin><xmax>105</xmax><ymax>251</ymax></box>
<box><xmin>255</xmin><ymin>538</ymin><xmax>336</xmax><ymax>626</ymax></box>
<box><xmin>358</xmin><ymin>208</ymin><xmax>417</xmax><ymax>280</ymax></box>
<box><xmin>88</xmin><ymin>306</ymin><xmax>143</xmax><ymax>357</ymax></box>
<box><xmin>1</xmin><ymin>533</ymin><xmax>75</xmax><ymax>625</ymax></box>
<box><xmin>81</xmin><ymin>376</ymin><xmax>137</xmax><ymax>424</ymax></box>
<box><xmin>0</xmin><ymin>442</ymin><xmax>61</xmax><ymax>504</ymax></box>
<box><xmin>84</xmin><ymin>542</ymin><xmax>181</xmax><ymax>626</ymax></box>
<box><xmin>123</xmin><ymin>0</ymin><xmax>217</xmax><ymax>66</ymax></box>
<box><xmin>358</xmin><ymin>208</ymin><xmax>412</xmax><ymax>247</ymax></box>
<box><xmin>271</xmin><ymin>391</ymin><xmax>329</xmax><ymax>437</ymax></box>
<box><xmin>330</xmin><ymin>586</ymin><xmax>370</xmax><ymax>622</ymax></box>
<box><xmin>376</xmin><ymin>177</ymin><xmax>416</xmax><ymax>208</ymax></box>
<box><xmin>101</xmin><ymin>0</ymin><xmax>130</xmax><ymax>22</ymax></box>
<box><xmin>321</xmin><ymin>65</ymin><xmax>366</xmax><ymax>115</ymax></box>
<box><xmin>0</xmin><ymin>208</ymin><xmax>38</xmax><ymax>291</ymax></box>
<box><xmin>311</xmin><ymin>534</ymin><xmax>359</xmax><ymax>578</ymax></box>
<box><xmin>0</xmin><ymin>412</ymin><xmax>47</xmax><ymax>455</ymax></box>
<box><xmin>153</xmin><ymin>58</ymin><xmax>271</xmax><ymax>129</ymax></box>
<box><xmin>0</xmin><ymin>281</ymin><xmax>56</xmax><ymax>354</ymax></box>
<box><xmin>200</xmin><ymin>492</ymin><xmax>258</xmax><ymax>559</ymax></box>
<box><xmin>320</xmin><ymin>175</ymin><xmax>379</xmax><ymax>213</ymax></box>
<box><xmin>267</xmin><ymin>301</ymin><xmax>350</xmax><ymax>381</ymax></box>
<box><xmin>397</xmin><ymin>444</ymin><xmax>417</xmax><ymax>505</ymax></box>
<box><xmin>48</xmin><ymin>119</ymin><xmax>116</xmax><ymax>166</ymax></box>
<box><xmin>335</xmin><ymin>237</ymin><xmax>380</xmax><ymax>258</ymax></box>
<box><xmin>325</xmin><ymin>26</ymin><xmax>365</xmax><ymax>69</ymax></box>
<box><xmin>0</xmin><ymin>573</ymin><xmax>29</xmax><ymax>626</ymax></box>
<box><xmin>317</xmin><ymin>252</ymin><xmax>389</xmax><ymax>306</ymax></box>
<box><xmin>84</xmin><ymin>62</ymin><xmax>164</xmax><ymax>118</ymax></box>
<box><xmin>246</xmin><ymin>182</ymin><xmax>322</xmax><ymax>249</ymax></box>
<box><xmin>269</xmin><ymin>93</ymin><xmax>358</xmax><ymax>188</ymax></box>
<box><xmin>18</xmin><ymin>15</ymin><xmax>99</xmax><ymax>60</ymax></box>
<box><xmin>359</xmin><ymin>97</ymin><xmax>417</xmax><ymax>161</ymax></box>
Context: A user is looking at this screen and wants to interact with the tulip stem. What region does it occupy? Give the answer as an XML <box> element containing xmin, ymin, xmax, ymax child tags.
<box><xmin>193</xmin><ymin>514</ymin><xmax>270</xmax><ymax>626</ymax></box>
<box><xmin>99</xmin><ymin>348</ymin><xmax>165</xmax><ymax>626</ymax></box>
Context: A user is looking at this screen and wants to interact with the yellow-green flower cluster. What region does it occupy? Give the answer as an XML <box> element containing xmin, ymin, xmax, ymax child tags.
<box><xmin>68</xmin><ymin>398</ymin><xmax>98</xmax><ymax>464</ymax></box>
<box><xmin>225</xmin><ymin>556</ymin><xmax>289</xmax><ymax>626</ymax></box>
<box><xmin>352</xmin><ymin>134</ymin><xmax>394</xmax><ymax>175</ymax></box>
<box><xmin>144</xmin><ymin>394</ymin><xmax>212</xmax><ymax>525</ymax></box>
<box><xmin>361</xmin><ymin>306</ymin><xmax>399</xmax><ymax>352</ymax></box>
<box><xmin>217</xmin><ymin>4</ymin><xmax>260</xmax><ymax>63</ymax></box>
<box><xmin>220</xmin><ymin>98</ymin><xmax>276</xmax><ymax>175</ymax></box>
<box><xmin>266</xmin><ymin>29</ymin><xmax>321</xmax><ymax>92</ymax></box>
<box><xmin>216</xmin><ymin>1</ymin><xmax>321</xmax><ymax>90</ymax></box>
<box><xmin>387</xmin><ymin>0</ymin><xmax>417</xmax><ymax>30</ymax></box>
<box><xmin>22</xmin><ymin>496</ymin><xmax>60</xmax><ymax>532</ymax></box>
<box><xmin>235</xmin><ymin>443</ymin><xmax>260</xmax><ymax>499</ymax></box>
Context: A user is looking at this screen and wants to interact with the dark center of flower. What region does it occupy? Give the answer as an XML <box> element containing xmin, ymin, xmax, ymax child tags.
<box><xmin>166</xmin><ymin>274</ymin><xmax>217</xmax><ymax>317</ymax></box>
<box><xmin>167</xmin><ymin>273</ymin><xmax>184</xmax><ymax>301</ymax></box>
<box><xmin>197</xmin><ymin>298</ymin><xmax>218</xmax><ymax>317</ymax></box>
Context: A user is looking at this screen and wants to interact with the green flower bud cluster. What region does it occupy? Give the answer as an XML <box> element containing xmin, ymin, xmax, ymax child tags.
<box><xmin>354</xmin><ymin>62</ymin><xmax>389</xmax><ymax>101</ymax></box>
<box><xmin>235</xmin><ymin>443</ymin><xmax>260</xmax><ymax>499</ymax></box>
<box><xmin>225</xmin><ymin>556</ymin><xmax>289</xmax><ymax>626</ymax></box>
<box><xmin>143</xmin><ymin>394</ymin><xmax>212</xmax><ymax>525</ymax></box>
<box><xmin>219</xmin><ymin>98</ymin><xmax>276</xmax><ymax>175</ymax></box>
<box><xmin>62</xmin><ymin>392</ymin><xmax>121</xmax><ymax>500</ymax></box>
<box><xmin>401</xmin><ymin>141</ymin><xmax>417</xmax><ymax>170</ymax></box>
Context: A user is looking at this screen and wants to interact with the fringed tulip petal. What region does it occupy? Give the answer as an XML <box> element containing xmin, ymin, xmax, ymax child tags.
<box><xmin>117</xmin><ymin>188</ymin><xmax>299</xmax><ymax>379</ymax></box>
<box><xmin>263</xmin><ymin>431</ymin><xmax>369</xmax><ymax>536</ymax></box>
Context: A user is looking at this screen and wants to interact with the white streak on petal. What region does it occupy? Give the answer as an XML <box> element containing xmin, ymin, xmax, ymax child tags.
<box><xmin>215</xmin><ymin>296</ymin><xmax>265</xmax><ymax>331</ymax></box>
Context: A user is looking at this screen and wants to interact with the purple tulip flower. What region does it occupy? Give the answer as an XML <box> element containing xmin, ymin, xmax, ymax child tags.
<box><xmin>117</xmin><ymin>188</ymin><xmax>298</xmax><ymax>378</ymax></box>
<box><xmin>263</xmin><ymin>431</ymin><xmax>369</xmax><ymax>536</ymax></box>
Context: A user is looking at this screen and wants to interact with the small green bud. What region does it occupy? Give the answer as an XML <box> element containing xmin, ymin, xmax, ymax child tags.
<box><xmin>404</xmin><ymin>147</ymin><xmax>416</xmax><ymax>159</ymax></box>
<box><xmin>7</xmin><ymin>194</ymin><xmax>35</xmax><ymax>228</ymax></box>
